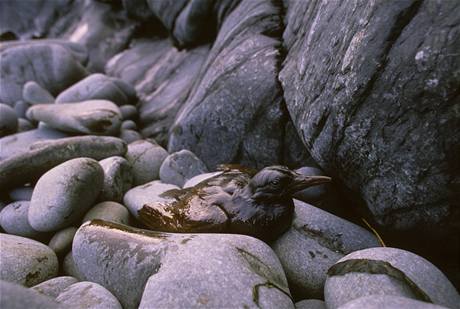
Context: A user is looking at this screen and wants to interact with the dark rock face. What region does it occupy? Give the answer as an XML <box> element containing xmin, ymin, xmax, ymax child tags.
<box><xmin>168</xmin><ymin>0</ymin><xmax>288</xmax><ymax>169</ymax></box>
<box><xmin>106</xmin><ymin>38</ymin><xmax>209</xmax><ymax>145</ymax></box>
<box><xmin>280</xmin><ymin>0</ymin><xmax>460</xmax><ymax>232</ymax></box>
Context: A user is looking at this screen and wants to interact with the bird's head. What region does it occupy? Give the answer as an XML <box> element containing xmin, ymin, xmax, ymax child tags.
<box><xmin>247</xmin><ymin>166</ymin><xmax>331</xmax><ymax>202</ymax></box>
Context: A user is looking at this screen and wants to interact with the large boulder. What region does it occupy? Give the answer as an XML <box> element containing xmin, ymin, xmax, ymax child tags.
<box><xmin>168</xmin><ymin>0</ymin><xmax>289</xmax><ymax>169</ymax></box>
<box><xmin>280</xmin><ymin>0</ymin><xmax>460</xmax><ymax>232</ymax></box>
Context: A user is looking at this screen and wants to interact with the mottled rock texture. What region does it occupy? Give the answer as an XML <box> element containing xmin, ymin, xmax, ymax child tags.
<box><xmin>280</xmin><ymin>0</ymin><xmax>460</xmax><ymax>232</ymax></box>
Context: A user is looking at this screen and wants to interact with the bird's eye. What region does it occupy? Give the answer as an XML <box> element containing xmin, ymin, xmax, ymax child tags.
<box><xmin>271</xmin><ymin>179</ymin><xmax>280</xmax><ymax>186</ymax></box>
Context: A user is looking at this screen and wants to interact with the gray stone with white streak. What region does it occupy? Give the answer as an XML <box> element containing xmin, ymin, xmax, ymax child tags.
<box><xmin>99</xmin><ymin>156</ymin><xmax>133</xmax><ymax>202</ymax></box>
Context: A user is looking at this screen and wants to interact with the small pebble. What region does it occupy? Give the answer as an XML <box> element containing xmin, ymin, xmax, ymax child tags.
<box><xmin>159</xmin><ymin>149</ymin><xmax>208</xmax><ymax>187</ymax></box>
<box><xmin>119</xmin><ymin>129</ymin><xmax>142</xmax><ymax>143</ymax></box>
<box><xmin>83</xmin><ymin>201</ymin><xmax>130</xmax><ymax>225</ymax></box>
<box><xmin>48</xmin><ymin>226</ymin><xmax>78</xmax><ymax>257</ymax></box>
<box><xmin>22</xmin><ymin>81</ymin><xmax>55</xmax><ymax>105</ymax></box>
<box><xmin>56</xmin><ymin>281</ymin><xmax>123</xmax><ymax>309</ymax></box>
<box><xmin>99</xmin><ymin>156</ymin><xmax>133</xmax><ymax>202</ymax></box>
<box><xmin>119</xmin><ymin>104</ymin><xmax>137</xmax><ymax>120</ymax></box>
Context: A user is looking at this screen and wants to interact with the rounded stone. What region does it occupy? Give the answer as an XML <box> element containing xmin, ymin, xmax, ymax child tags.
<box><xmin>0</xmin><ymin>201</ymin><xmax>42</xmax><ymax>239</ymax></box>
<box><xmin>22</xmin><ymin>81</ymin><xmax>55</xmax><ymax>105</ymax></box>
<box><xmin>8</xmin><ymin>186</ymin><xmax>34</xmax><ymax>201</ymax></box>
<box><xmin>337</xmin><ymin>295</ymin><xmax>449</xmax><ymax>309</ymax></box>
<box><xmin>99</xmin><ymin>156</ymin><xmax>133</xmax><ymax>202</ymax></box>
<box><xmin>324</xmin><ymin>247</ymin><xmax>460</xmax><ymax>309</ymax></box>
<box><xmin>0</xmin><ymin>103</ymin><xmax>18</xmax><ymax>137</ymax></box>
<box><xmin>159</xmin><ymin>149</ymin><xmax>208</xmax><ymax>187</ymax></box>
<box><xmin>0</xmin><ymin>280</ymin><xmax>61</xmax><ymax>309</ymax></box>
<box><xmin>17</xmin><ymin>118</ymin><xmax>34</xmax><ymax>132</ymax></box>
<box><xmin>119</xmin><ymin>104</ymin><xmax>137</xmax><ymax>120</ymax></box>
<box><xmin>13</xmin><ymin>100</ymin><xmax>30</xmax><ymax>118</ymax></box>
<box><xmin>272</xmin><ymin>199</ymin><xmax>381</xmax><ymax>299</ymax></box>
<box><xmin>125</xmin><ymin>139</ymin><xmax>169</xmax><ymax>185</ymax></box>
<box><xmin>119</xmin><ymin>129</ymin><xmax>142</xmax><ymax>144</ymax></box>
<box><xmin>0</xmin><ymin>234</ymin><xmax>58</xmax><ymax>287</ymax></box>
<box><xmin>62</xmin><ymin>251</ymin><xmax>83</xmax><ymax>281</ymax></box>
<box><xmin>26</xmin><ymin>100</ymin><xmax>122</xmax><ymax>136</ymax></box>
<box><xmin>183</xmin><ymin>171</ymin><xmax>224</xmax><ymax>188</ymax></box>
<box><xmin>32</xmin><ymin>276</ymin><xmax>79</xmax><ymax>299</ymax></box>
<box><xmin>48</xmin><ymin>227</ymin><xmax>78</xmax><ymax>257</ymax></box>
<box><xmin>56</xmin><ymin>281</ymin><xmax>122</xmax><ymax>309</ymax></box>
<box><xmin>83</xmin><ymin>201</ymin><xmax>130</xmax><ymax>225</ymax></box>
<box><xmin>28</xmin><ymin>158</ymin><xmax>104</xmax><ymax>232</ymax></box>
<box><xmin>123</xmin><ymin>180</ymin><xmax>179</xmax><ymax>218</ymax></box>
<box><xmin>121</xmin><ymin>120</ymin><xmax>137</xmax><ymax>130</ymax></box>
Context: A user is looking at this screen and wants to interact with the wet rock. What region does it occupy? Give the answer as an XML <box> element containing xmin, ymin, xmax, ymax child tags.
<box><xmin>125</xmin><ymin>139</ymin><xmax>169</xmax><ymax>185</ymax></box>
<box><xmin>168</xmin><ymin>0</ymin><xmax>287</xmax><ymax>169</ymax></box>
<box><xmin>28</xmin><ymin>158</ymin><xmax>104</xmax><ymax>232</ymax></box>
<box><xmin>159</xmin><ymin>149</ymin><xmax>208</xmax><ymax>187</ymax></box>
<box><xmin>293</xmin><ymin>167</ymin><xmax>329</xmax><ymax>203</ymax></box>
<box><xmin>83</xmin><ymin>202</ymin><xmax>130</xmax><ymax>225</ymax></box>
<box><xmin>0</xmin><ymin>234</ymin><xmax>58</xmax><ymax>287</ymax></box>
<box><xmin>0</xmin><ymin>103</ymin><xmax>18</xmax><ymax>137</ymax></box>
<box><xmin>22</xmin><ymin>81</ymin><xmax>55</xmax><ymax>105</ymax></box>
<box><xmin>56</xmin><ymin>74</ymin><xmax>136</xmax><ymax>106</ymax></box>
<box><xmin>17</xmin><ymin>118</ymin><xmax>34</xmax><ymax>132</ymax></box>
<box><xmin>183</xmin><ymin>171</ymin><xmax>223</xmax><ymax>188</ymax></box>
<box><xmin>121</xmin><ymin>120</ymin><xmax>137</xmax><ymax>130</ymax></box>
<box><xmin>106</xmin><ymin>38</ymin><xmax>209</xmax><ymax>145</ymax></box>
<box><xmin>295</xmin><ymin>299</ymin><xmax>326</xmax><ymax>309</ymax></box>
<box><xmin>272</xmin><ymin>200</ymin><xmax>381</xmax><ymax>299</ymax></box>
<box><xmin>62</xmin><ymin>251</ymin><xmax>83</xmax><ymax>280</ymax></box>
<box><xmin>123</xmin><ymin>180</ymin><xmax>179</xmax><ymax>219</ymax></box>
<box><xmin>280</xmin><ymin>0</ymin><xmax>460</xmax><ymax>232</ymax></box>
<box><xmin>0</xmin><ymin>136</ymin><xmax>126</xmax><ymax>190</ymax></box>
<box><xmin>99</xmin><ymin>156</ymin><xmax>133</xmax><ymax>202</ymax></box>
<box><xmin>119</xmin><ymin>105</ymin><xmax>137</xmax><ymax>120</ymax></box>
<box><xmin>119</xmin><ymin>129</ymin><xmax>142</xmax><ymax>144</ymax></box>
<box><xmin>73</xmin><ymin>220</ymin><xmax>294</xmax><ymax>309</ymax></box>
<box><xmin>0</xmin><ymin>201</ymin><xmax>43</xmax><ymax>239</ymax></box>
<box><xmin>324</xmin><ymin>247</ymin><xmax>460</xmax><ymax>309</ymax></box>
<box><xmin>0</xmin><ymin>43</ymin><xmax>87</xmax><ymax>105</ymax></box>
<box><xmin>32</xmin><ymin>276</ymin><xmax>79</xmax><ymax>299</ymax></box>
<box><xmin>56</xmin><ymin>281</ymin><xmax>122</xmax><ymax>309</ymax></box>
<box><xmin>337</xmin><ymin>295</ymin><xmax>448</xmax><ymax>309</ymax></box>
<box><xmin>0</xmin><ymin>126</ymin><xmax>67</xmax><ymax>161</ymax></box>
<box><xmin>0</xmin><ymin>280</ymin><xmax>61</xmax><ymax>309</ymax></box>
<box><xmin>26</xmin><ymin>100</ymin><xmax>122</xmax><ymax>136</ymax></box>
<box><xmin>8</xmin><ymin>186</ymin><xmax>34</xmax><ymax>201</ymax></box>
<box><xmin>48</xmin><ymin>227</ymin><xmax>78</xmax><ymax>257</ymax></box>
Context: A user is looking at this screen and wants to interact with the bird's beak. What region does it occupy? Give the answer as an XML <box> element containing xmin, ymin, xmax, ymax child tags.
<box><xmin>289</xmin><ymin>174</ymin><xmax>332</xmax><ymax>193</ymax></box>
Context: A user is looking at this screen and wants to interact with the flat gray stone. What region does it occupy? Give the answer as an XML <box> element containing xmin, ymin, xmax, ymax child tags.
<box><xmin>0</xmin><ymin>135</ymin><xmax>126</xmax><ymax>190</ymax></box>
<box><xmin>26</xmin><ymin>100</ymin><xmax>122</xmax><ymax>136</ymax></box>
<box><xmin>296</xmin><ymin>299</ymin><xmax>326</xmax><ymax>309</ymax></box>
<box><xmin>99</xmin><ymin>156</ymin><xmax>133</xmax><ymax>202</ymax></box>
<box><xmin>83</xmin><ymin>202</ymin><xmax>130</xmax><ymax>225</ymax></box>
<box><xmin>48</xmin><ymin>227</ymin><xmax>78</xmax><ymax>257</ymax></box>
<box><xmin>56</xmin><ymin>281</ymin><xmax>122</xmax><ymax>309</ymax></box>
<box><xmin>0</xmin><ymin>103</ymin><xmax>18</xmax><ymax>137</ymax></box>
<box><xmin>0</xmin><ymin>201</ymin><xmax>43</xmax><ymax>239</ymax></box>
<box><xmin>183</xmin><ymin>171</ymin><xmax>223</xmax><ymax>188</ymax></box>
<box><xmin>337</xmin><ymin>295</ymin><xmax>448</xmax><ymax>309</ymax></box>
<box><xmin>125</xmin><ymin>139</ymin><xmax>169</xmax><ymax>185</ymax></box>
<box><xmin>159</xmin><ymin>149</ymin><xmax>208</xmax><ymax>187</ymax></box>
<box><xmin>0</xmin><ymin>234</ymin><xmax>58</xmax><ymax>287</ymax></box>
<box><xmin>56</xmin><ymin>73</ymin><xmax>135</xmax><ymax>106</ymax></box>
<box><xmin>0</xmin><ymin>280</ymin><xmax>61</xmax><ymax>309</ymax></box>
<box><xmin>8</xmin><ymin>186</ymin><xmax>33</xmax><ymax>201</ymax></box>
<box><xmin>73</xmin><ymin>220</ymin><xmax>294</xmax><ymax>309</ymax></box>
<box><xmin>272</xmin><ymin>200</ymin><xmax>381</xmax><ymax>299</ymax></box>
<box><xmin>32</xmin><ymin>276</ymin><xmax>79</xmax><ymax>299</ymax></box>
<box><xmin>0</xmin><ymin>126</ymin><xmax>67</xmax><ymax>161</ymax></box>
<box><xmin>324</xmin><ymin>247</ymin><xmax>460</xmax><ymax>309</ymax></box>
<box><xmin>28</xmin><ymin>158</ymin><xmax>104</xmax><ymax>232</ymax></box>
<box><xmin>123</xmin><ymin>180</ymin><xmax>179</xmax><ymax>219</ymax></box>
<box><xmin>22</xmin><ymin>81</ymin><xmax>55</xmax><ymax>105</ymax></box>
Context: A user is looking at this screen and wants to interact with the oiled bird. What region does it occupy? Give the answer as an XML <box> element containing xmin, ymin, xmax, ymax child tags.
<box><xmin>138</xmin><ymin>165</ymin><xmax>331</xmax><ymax>242</ymax></box>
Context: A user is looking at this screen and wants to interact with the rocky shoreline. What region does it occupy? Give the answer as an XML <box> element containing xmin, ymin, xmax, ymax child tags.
<box><xmin>1</xmin><ymin>0</ymin><xmax>459</xmax><ymax>308</ymax></box>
